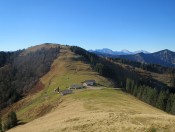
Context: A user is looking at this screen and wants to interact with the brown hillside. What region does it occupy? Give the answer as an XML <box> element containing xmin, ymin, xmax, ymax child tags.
<box><xmin>2</xmin><ymin>44</ymin><xmax>112</xmax><ymax>122</ymax></box>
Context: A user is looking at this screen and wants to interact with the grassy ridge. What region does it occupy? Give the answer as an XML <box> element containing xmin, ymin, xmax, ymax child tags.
<box><xmin>72</xmin><ymin>88</ymin><xmax>166</xmax><ymax>114</ymax></box>
<box><xmin>8</xmin><ymin>89</ymin><xmax>175</xmax><ymax>132</ymax></box>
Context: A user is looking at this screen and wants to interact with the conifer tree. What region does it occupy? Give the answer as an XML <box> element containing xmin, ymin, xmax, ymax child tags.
<box><xmin>0</xmin><ymin>116</ymin><xmax>2</xmax><ymax>132</ymax></box>
<box><xmin>6</xmin><ymin>111</ymin><xmax>17</xmax><ymax>129</ymax></box>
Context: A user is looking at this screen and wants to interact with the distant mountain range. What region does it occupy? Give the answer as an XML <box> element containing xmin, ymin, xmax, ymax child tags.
<box><xmin>90</xmin><ymin>48</ymin><xmax>175</xmax><ymax>67</ymax></box>
<box><xmin>89</xmin><ymin>48</ymin><xmax>150</xmax><ymax>55</ymax></box>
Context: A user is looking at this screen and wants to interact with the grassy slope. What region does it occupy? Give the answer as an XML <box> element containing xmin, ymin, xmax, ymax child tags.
<box><xmin>3</xmin><ymin>45</ymin><xmax>112</xmax><ymax>122</ymax></box>
<box><xmin>8</xmin><ymin>88</ymin><xmax>175</xmax><ymax>132</ymax></box>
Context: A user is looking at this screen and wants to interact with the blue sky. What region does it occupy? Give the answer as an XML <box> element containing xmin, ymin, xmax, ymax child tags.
<box><xmin>0</xmin><ymin>0</ymin><xmax>175</xmax><ymax>52</ymax></box>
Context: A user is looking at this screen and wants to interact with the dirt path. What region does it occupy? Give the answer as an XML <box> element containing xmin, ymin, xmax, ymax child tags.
<box><xmin>87</xmin><ymin>86</ymin><xmax>122</xmax><ymax>90</ymax></box>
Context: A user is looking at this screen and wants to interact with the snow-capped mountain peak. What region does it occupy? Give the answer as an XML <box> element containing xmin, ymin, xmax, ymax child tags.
<box><xmin>89</xmin><ymin>48</ymin><xmax>149</xmax><ymax>55</ymax></box>
<box><xmin>134</xmin><ymin>50</ymin><xmax>150</xmax><ymax>54</ymax></box>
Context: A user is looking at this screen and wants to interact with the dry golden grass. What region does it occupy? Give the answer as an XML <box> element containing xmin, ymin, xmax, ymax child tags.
<box><xmin>21</xmin><ymin>43</ymin><xmax>60</xmax><ymax>55</ymax></box>
<box><xmin>8</xmin><ymin>89</ymin><xmax>175</xmax><ymax>132</ymax></box>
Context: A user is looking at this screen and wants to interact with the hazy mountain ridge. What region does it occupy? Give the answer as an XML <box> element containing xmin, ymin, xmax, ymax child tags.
<box><xmin>119</xmin><ymin>49</ymin><xmax>175</xmax><ymax>67</ymax></box>
<box><xmin>89</xmin><ymin>48</ymin><xmax>149</xmax><ymax>55</ymax></box>
<box><xmin>91</xmin><ymin>48</ymin><xmax>175</xmax><ymax>67</ymax></box>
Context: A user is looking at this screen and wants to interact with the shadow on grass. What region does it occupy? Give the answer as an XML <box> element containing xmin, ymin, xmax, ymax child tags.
<box><xmin>17</xmin><ymin>120</ymin><xmax>26</xmax><ymax>126</ymax></box>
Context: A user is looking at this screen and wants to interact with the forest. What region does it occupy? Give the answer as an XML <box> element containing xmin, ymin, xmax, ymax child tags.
<box><xmin>0</xmin><ymin>47</ymin><xmax>60</xmax><ymax>109</ymax></box>
<box><xmin>113</xmin><ymin>58</ymin><xmax>175</xmax><ymax>74</ymax></box>
<box><xmin>125</xmin><ymin>78</ymin><xmax>175</xmax><ymax>114</ymax></box>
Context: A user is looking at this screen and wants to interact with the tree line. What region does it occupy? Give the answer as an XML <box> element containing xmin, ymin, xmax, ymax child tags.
<box><xmin>113</xmin><ymin>58</ymin><xmax>175</xmax><ymax>74</ymax></box>
<box><xmin>125</xmin><ymin>78</ymin><xmax>175</xmax><ymax>114</ymax></box>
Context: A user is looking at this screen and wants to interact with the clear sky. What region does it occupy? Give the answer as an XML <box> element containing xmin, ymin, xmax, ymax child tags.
<box><xmin>0</xmin><ymin>0</ymin><xmax>175</xmax><ymax>52</ymax></box>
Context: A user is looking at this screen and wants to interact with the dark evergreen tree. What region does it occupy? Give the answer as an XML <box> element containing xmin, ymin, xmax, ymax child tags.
<box><xmin>166</xmin><ymin>94</ymin><xmax>175</xmax><ymax>113</ymax></box>
<box><xmin>6</xmin><ymin>111</ymin><xmax>18</xmax><ymax>129</ymax></box>
<box><xmin>95</xmin><ymin>63</ymin><xmax>104</xmax><ymax>75</ymax></box>
<box><xmin>148</xmin><ymin>88</ymin><xmax>158</xmax><ymax>106</ymax></box>
<box><xmin>133</xmin><ymin>84</ymin><xmax>138</xmax><ymax>97</ymax></box>
<box><xmin>170</xmin><ymin>96</ymin><xmax>175</xmax><ymax>114</ymax></box>
<box><xmin>170</xmin><ymin>72</ymin><xmax>175</xmax><ymax>87</ymax></box>
<box><xmin>156</xmin><ymin>91</ymin><xmax>168</xmax><ymax>111</ymax></box>
<box><xmin>0</xmin><ymin>116</ymin><xmax>2</xmax><ymax>132</ymax></box>
<box><xmin>126</xmin><ymin>78</ymin><xmax>131</xmax><ymax>93</ymax></box>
